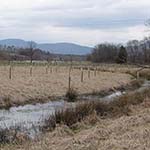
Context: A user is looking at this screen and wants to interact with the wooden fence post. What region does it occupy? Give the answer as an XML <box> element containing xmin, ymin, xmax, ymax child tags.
<box><xmin>88</xmin><ymin>67</ymin><xmax>90</xmax><ymax>79</ymax></box>
<box><xmin>50</xmin><ymin>66</ymin><xmax>52</xmax><ymax>73</ymax></box>
<box><xmin>68</xmin><ymin>67</ymin><xmax>71</xmax><ymax>91</ymax></box>
<box><xmin>46</xmin><ymin>65</ymin><xmax>48</xmax><ymax>74</ymax></box>
<box><xmin>81</xmin><ymin>68</ymin><xmax>84</xmax><ymax>82</ymax></box>
<box><xmin>94</xmin><ymin>67</ymin><xmax>97</xmax><ymax>77</ymax></box>
<box><xmin>30</xmin><ymin>65</ymin><xmax>33</xmax><ymax>76</ymax></box>
<box><xmin>9</xmin><ymin>65</ymin><xmax>12</xmax><ymax>79</ymax></box>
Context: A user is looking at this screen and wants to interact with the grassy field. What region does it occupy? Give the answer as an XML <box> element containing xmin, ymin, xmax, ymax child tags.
<box><xmin>0</xmin><ymin>62</ymin><xmax>150</xmax><ymax>149</ymax></box>
<box><xmin>0</xmin><ymin>64</ymin><xmax>132</xmax><ymax>107</ymax></box>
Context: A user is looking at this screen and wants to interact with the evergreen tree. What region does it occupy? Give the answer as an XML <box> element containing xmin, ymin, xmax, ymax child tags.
<box><xmin>117</xmin><ymin>46</ymin><xmax>128</xmax><ymax>63</ymax></box>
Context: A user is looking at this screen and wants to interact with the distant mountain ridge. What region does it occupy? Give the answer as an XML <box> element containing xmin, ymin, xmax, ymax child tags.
<box><xmin>0</xmin><ymin>39</ymin><xmax>92</xmax><ymax>55</ymax></box>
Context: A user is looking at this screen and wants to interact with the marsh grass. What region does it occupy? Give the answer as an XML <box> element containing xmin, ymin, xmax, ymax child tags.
<box><xmin>0</xmin><ymin>130</ymin><xmax>11</xmax><ymax>144</ymax></box>
<box><xmin>0</xmin><ymin>96</ymin><xmax>13</xmax><ymax>110</ymax></box>
<box><xmin>127</xmin><ymin>69</ymin><xmax>150</xmax><ymax>80</ymax></box>
<box><xmin>54</xmin><ymin>101</ymin><xmax>106</xmax><ymax>127</ymax></box>
<box><xmin>65</xmin><ymin>88</ymin><xmax>78</xmax><ymax>102</ymax></box>
<box><xmin>42</xmin><ymin>116</ymin><xmax>56</xmax><ymax>132</ymax></box>
<box><xmin>139</xmin><ymin>70</ymin><xmax>150</xmax><ymax>80</ymax></box>
<box><xmin>125</xmin><ymin>79</ymin><xmax>144</xmax><ymax>90</ymax></box>
<box><xmin>84</xmin><ymin>79</ymin><xmax>144</xmax><ymax>98</ymax></box>
<box><xmin>0</xmin><ymin>126</ymin><xmax>32</xmax><ymax>145</ymax></box>
<box><xmin>43</xmin><ymin>87</ymin><xmax>150</xmax><ymax>131</ymax></box>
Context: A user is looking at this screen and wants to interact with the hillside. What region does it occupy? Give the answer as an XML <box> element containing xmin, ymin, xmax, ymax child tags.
<box><xmin>0</xmin><ymin>39</ymin><xmax>92</xmax><ymax>55</ymax></box>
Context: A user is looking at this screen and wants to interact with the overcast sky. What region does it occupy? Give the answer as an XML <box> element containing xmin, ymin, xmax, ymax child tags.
<box><xmin>0</xmin><ymin>0</ymin><xmax>150</xmax><ymax>46</ymax></box>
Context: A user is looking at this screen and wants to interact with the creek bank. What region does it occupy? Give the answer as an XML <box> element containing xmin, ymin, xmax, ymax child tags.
<box><xmin>0</xmin><ymin>80</ymin><xmax>149</xmax><ymax>143</ymax></box>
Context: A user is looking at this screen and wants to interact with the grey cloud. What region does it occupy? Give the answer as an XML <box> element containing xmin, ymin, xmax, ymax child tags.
<box><xmin>0</xmin><ymin>0</ymin><xmax>149</xmax><ymax>45</ymax></box>
<box><xmin>19</xmin><ymin>0</ymin><xmax>149</xmax><ymax>29</ymax></box>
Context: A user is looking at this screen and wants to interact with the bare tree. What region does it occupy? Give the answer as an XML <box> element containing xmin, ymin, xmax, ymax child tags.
<box><xmin>46</xmin><ymin>51</ymin><xmax>53</xmax><ymax>63</ymax></box>
<box><xmin>88</xmin><ymin>43</ymin><xmax>119</xmax><ymax>63</ymax></box>
<box><xmin>126</xmin><ymin>40</ymin><xmax>139</xmax><ymax>63</ymax></box>
<box><xmin>27</xmin><ymin>41</ymin><xmax>36</xmax><ymax>64</ymax></box>
<box><xmin>142</xmin><ymin>37</ymin><xmax>150</xmax><ymax>63</ymax></box>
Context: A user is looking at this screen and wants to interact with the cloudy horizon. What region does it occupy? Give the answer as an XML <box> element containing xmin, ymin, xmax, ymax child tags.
<box><xmin>0</xmin><ymin>0</ymin><xmax>150</xmax><ymax>46</ymax></box>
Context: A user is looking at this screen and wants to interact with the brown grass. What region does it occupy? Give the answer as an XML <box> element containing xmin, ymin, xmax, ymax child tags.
<box><xmin>0</xmin><ymin>65</ymin><xmax>131</xmax><ymax>107</ymax></box>
<box><xmin>139</xmin><ymin>69</ymin><xmax>150</xmax><ymax>80</ymax></box>
<box><xmin>41</xmin><ymin>86</ymin><xmax>150</xmax><ymax>132</ymax></box>
<box><xmin>65</xmin><ymin>88</ymin><xmax>78</xmax><ymax>102</ymax></box>
<box><xmin>0</xmin><ymin>64</ymin><xmax>149</xmax><ymax>149</ymax></box>
<box><xmin>1</xmin><ymin>90</ymin><xmax>150</xmax><ymax>150</ymax></box>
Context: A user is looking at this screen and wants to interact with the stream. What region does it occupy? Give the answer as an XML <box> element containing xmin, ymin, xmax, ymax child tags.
<box><xmin>0</xmin><ymin>80</ymin><xmax>149</xmax><ymax>139</ymax></box>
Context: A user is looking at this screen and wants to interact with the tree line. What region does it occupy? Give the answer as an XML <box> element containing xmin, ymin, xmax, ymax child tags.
<box><xmin>0</xmin><ymin>41</ymin><xmax>85</xmax><ymax>63</ymax></box>
<box><xmin>87</xmin><ymin>37</ymin><xmax>150</xmax><ymax>64</ymax></box>
<box><xmin>0</xmin><ymin>41</ymin><xmax>54</xmax><ymax>63</ymax></box>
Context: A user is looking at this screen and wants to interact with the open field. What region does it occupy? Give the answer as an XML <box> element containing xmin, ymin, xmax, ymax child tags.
<box><xmin>0</xmin><ymin>63</ymin><xmax>149</xmax><ymax>150</ymax></box>
<box><xmin>0</xmin><ymin>64</ymin><xmax>132</xmax><ymax>107</ymax></box>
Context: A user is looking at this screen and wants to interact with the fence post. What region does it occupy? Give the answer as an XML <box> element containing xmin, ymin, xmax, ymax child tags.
<box><xmin>68</xmin><ymin>67</ymin><xmax>71</xmax><ymax>91</ymax></box>
<box><xmin>81</xmin><ymin>68</ymin><xmax>84</xmax><ymax>82</ymax></box>
<box><xmin>88</xmin><ymin>67</ymin><xmax>90</xmax><ymax>79</ymax></box>
<box><xmin>30</xmin><ymin>65</ymin><xmax>32</xmax><ymax>76</ymax></box>
<box><xmin>9</xmin><ymin>65</ymin><xmax>12</xmax><ymax>79</ymax></box>
<box><xmin>46</xmin><ymin>65</ymin><xmax>48</xmax><ymax>74</ymax></box>
<box><xmin>94</xmin><ymin>67</ymin><xmax>96</xmax><ymax>77</ymax></box>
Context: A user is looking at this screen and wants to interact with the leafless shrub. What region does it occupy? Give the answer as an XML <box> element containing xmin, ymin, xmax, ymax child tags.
<box><xmin>65</xmin><ymin>88</ymin><xmax>78</xmax><ymax>102</ymax></box>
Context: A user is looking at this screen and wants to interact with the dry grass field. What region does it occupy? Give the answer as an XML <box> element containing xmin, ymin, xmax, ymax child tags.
<box><xmin>0</xmin><ymin>65</ymin><xmax>132</xmax><ymax>106</ymax></box>
<box><xmin>0</xmin><ymin>63</ymin><xmax>150</xmax><ymax>150</ymax></box>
